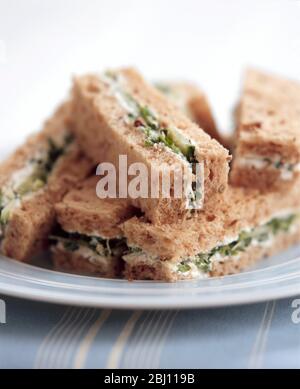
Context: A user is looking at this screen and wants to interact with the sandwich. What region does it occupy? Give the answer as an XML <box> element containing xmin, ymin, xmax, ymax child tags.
<box><xmin>0</xmin><ymin>103</ymin><xmax>93</xmax><ymax>261</ymax></box>
<box><xmin>50</xmin><ymin>177</ymin><xmax>136</xmax><ymax>278</ymax></box>
<box><xmin>155</xmin><ymin>81</ymin><xmax>232</xmax><ymax>150</ymax></box>
<box><xmin>122</xmin><ymin>182</ymin><xmax>300</xmax><ymax>281</ymax></box>
<box><xmin>231</xmin><ymin>68</ymin><xmax>300</xmax><ymax>190</ymax></box>
<box><xmin>71</xmin><ymin>68</ymin><xmax>231</xmax><ymax>224</ymax></box>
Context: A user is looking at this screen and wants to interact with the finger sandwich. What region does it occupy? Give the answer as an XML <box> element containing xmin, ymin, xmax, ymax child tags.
<box><xmin>0</xmin><ymin>103</ymin><xmax>93</xmax><ymax>261</ymax></box>
<box><xmin>51</xmin><ymin>177</ymin><xmax>136</xmax><ymax>278</ymax></box>
<box><xmin>231</xmin><ymin>68</ymin><xmax>300</xmax><ymax>190</ymax></box>
<box><xmin>71</xmin><ymin>68</ymin><xmax>231</xmax><ymax>224</ymax></box>
<box><xmin>122</xmin><ymin>183</ymin><xmax>300</xmax><ymax>281</ymax></box>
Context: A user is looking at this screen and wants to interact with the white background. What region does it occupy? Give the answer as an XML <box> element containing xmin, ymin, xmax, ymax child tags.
<box><xmin>0</xmin><ymin>0</ymin><xmax>299</xmax><ymax>154</ymax></box>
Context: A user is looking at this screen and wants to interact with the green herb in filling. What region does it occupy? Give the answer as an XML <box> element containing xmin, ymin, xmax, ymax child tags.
<box><xmin>64</xmin><ymin>241</ymin><xmax>80</xmax><ymax>252</ymax></box>
<box><xmin>131</xmin><ymin>103</ymin><xmax>200</xmax><ymax>207</ymax></box>
<box><xmin>134</xmin><ymin>105</ymin><xmax>196</xmax><ymax>163</ymax></box>
<box><xmin>177</xmin><ymin>214</ymin><xmax>298</xmax><ymax>274</ymax></box>
<box><xmin>263</xmin><ymin>157</ymin><xmax>296</xmax><ymax>172</ymax></box>
<box><xmin>0</xmin><ymin>133</ymin><xmax>73</xmax><ymax>230</ymax></box>
<box><xmin>127</xmin><ymin>246</ymin><xmax>143</xmax><ymax>255</ymax></box>
<box><xmin>105</xmin><ymin>72</ymin><xmax>196</xmax><ymax>164</ymax></box>
<box><xmin>177</xmin><ymin>263</ymin><xmax>192</xmax><ymax>273</ymax></box>
<box><xmin>194</xmin><ymin>254</ymin><xmax>211</xmax><ymax>273</ymax></box>
<box><xmin>104</xmin><ymin>72</ymin><xmax>201</xmax><ymax>208</ymax></box>
<box><xmin>50</xmin><ymin>230</ymin><xmax>127</xmax><ymax>258</ymax></box>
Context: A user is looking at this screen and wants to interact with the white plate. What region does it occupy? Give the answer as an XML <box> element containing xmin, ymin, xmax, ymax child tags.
<box><xmin>0</xmin><ymin>245</ymin><xmax>300</xmax><ymax>309</ymax></box>
<box><xmin>1</xmin><ymin>2</ymin><xmax>300</xmax><ymax>310</ymax></box>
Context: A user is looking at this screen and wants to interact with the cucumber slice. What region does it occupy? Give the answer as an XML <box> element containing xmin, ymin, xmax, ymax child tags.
<box><xmin>0</xmin><ymin>199</ymin><xmax>20</xmax><ymax>225</ymax></box>
<box><xmin>17</xmin><ymin>177</ymin><xmax>45</xmax><ymax>196</ymax></box>
<box><xmin>32</xmin><ymin>179</ymin><xmax>46</xmax><ymax>192</ymax></box>
<box><xmin>178</xmin><ymin>263</ymin><xmax>192</xmax><ymax>273</ymax></box>
<box><xmin>166</xmin><ymin>127</ymin><xmax>195</xmax><ymax>161</ymax></box>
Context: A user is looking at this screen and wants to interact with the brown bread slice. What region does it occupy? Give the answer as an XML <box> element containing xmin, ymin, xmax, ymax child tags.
<box><xmin>53</xmin><ymin>247</ymin><xmax>123</xmax><ymax>279</ymax></box>
<box><xmin>55</xmin><ymin>176</ymin><xmax>136</xmax><ymax>238</ymax></box>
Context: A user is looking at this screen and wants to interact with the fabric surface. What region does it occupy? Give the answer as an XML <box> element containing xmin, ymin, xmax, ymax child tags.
<box><xmin>0</xmin><ymin>295</ymin><xmax>299</xmax><ymax>369</ymax></box>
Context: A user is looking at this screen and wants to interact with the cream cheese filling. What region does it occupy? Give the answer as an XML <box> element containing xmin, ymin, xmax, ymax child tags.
<box><xmin>101</xmin><ymin>72</ymin><xmax>197</xmax><ymax>163</ymax></box>
<box><xmin>0</xmin><ymin>133</ymin><xmax>73</xmax><ymax>236</ymax></box>
<box><xmin>101</xmin><ymin>71</ymin><xmax>203</xmax><ymax>209</ymax></box>
<box><xmin>55</xmin><ymin>242</ymin><xmax>116</xmax><ymax>268</ymax></box>
<box><xmin>51</xmin><ymin>231</ymin><xmax>127</xmax><ymax>270</ymax></box>
<box><xmin>123</xmin><ymin>250</ymin><xmax>209</xmax><ymax>280</ymax></box>
<box><xmin>124</xmin><ymin>212</ymin><xmax>300</xmax><ymax>279</ymax></box>
<box><xmin>0</xmin><ymin>151</ymin><xmax>47</xmax><ymax>238</ymax></box>
<box><xmin>1</xmin><ymin>155</ymin><xmax>43</xmax><ymax>207</ymax></box>
<box><xmin>237</xmin><ymin>155</ymin><xmax>300</xmax><ymax>181</ymax></box>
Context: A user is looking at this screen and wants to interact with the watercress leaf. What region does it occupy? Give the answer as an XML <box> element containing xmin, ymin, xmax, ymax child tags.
<box><xmin>178</xmin><ymin>263</ymin><xmax>191</xmax><ymax>273</ymax></box>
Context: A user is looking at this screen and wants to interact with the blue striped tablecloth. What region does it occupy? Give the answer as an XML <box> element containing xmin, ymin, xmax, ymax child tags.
<box><xmin>0</xmin><ymin>295</ymin><xmax>299</xmax><ymax>369</ymax></box>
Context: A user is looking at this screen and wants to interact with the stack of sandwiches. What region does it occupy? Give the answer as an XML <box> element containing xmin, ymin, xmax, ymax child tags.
<box><xmin>1</xmin><ymin>67</ymin><xmax>300</xmax><ymax>281</ymax></box>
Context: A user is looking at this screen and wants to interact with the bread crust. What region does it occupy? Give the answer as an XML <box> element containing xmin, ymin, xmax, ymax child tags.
<box><xmin>55</xmin><ymin>176</ymin><xmax>136</xmax><ymax>238</ymax></box>
<box><xmin>71</xmin><ymin>68</ymin><xmax>231</xmax><ymax>224</ymax></box>
<box><xmin>2</xmin><ymin>191</ymin><xmax>55</xmax><ymax>260</ymax></box>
